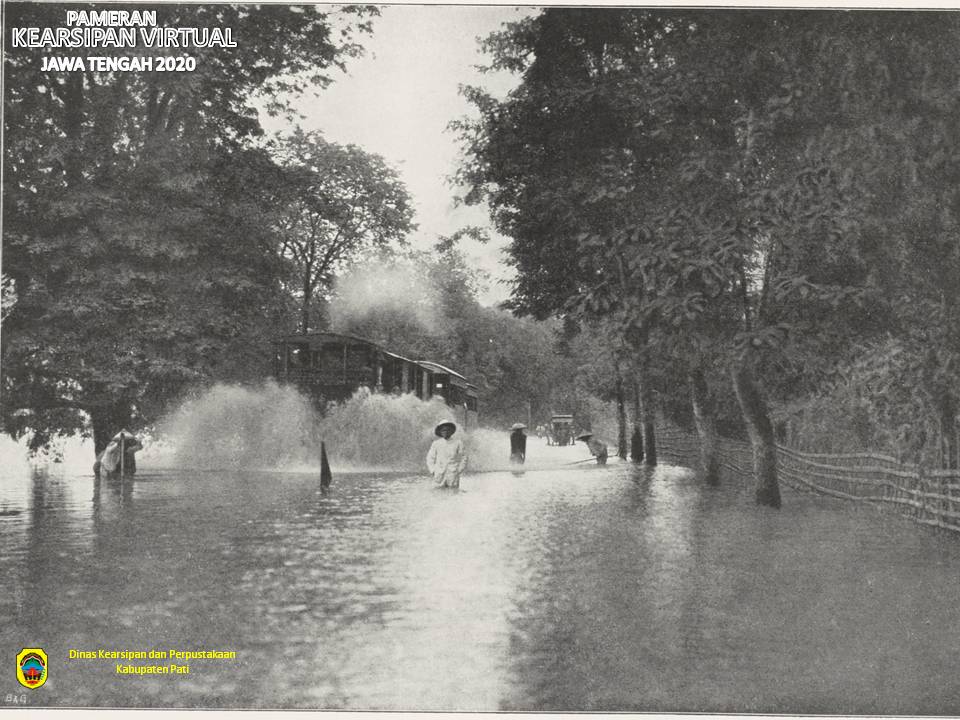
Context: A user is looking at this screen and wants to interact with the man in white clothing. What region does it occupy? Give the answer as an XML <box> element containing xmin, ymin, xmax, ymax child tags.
<box><xmin>426</xmin><ymin>419</ymin><xmax>467</xmax><ymax>488</ymax></box>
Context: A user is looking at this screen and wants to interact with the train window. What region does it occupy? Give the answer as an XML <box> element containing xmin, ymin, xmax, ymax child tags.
<box><xmin>287</xmin><ymin>343</ymin><xmax>309</xmax><ymax>368</ymax></box>
<box><xmin>466</xmin><ymin>396</ymin><xmax>478</xmax><ymax>411</ymax></box>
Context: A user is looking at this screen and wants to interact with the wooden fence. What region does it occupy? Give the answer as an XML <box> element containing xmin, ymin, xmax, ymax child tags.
<box><xmin>655</xmin><ymin>425</ymin><xmax>960</xmax><ymax>535</ymax></box>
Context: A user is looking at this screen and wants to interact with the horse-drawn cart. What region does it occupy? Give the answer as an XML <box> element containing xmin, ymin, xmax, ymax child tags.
<box><xmin>549</xmin><ymin>414</ymin><xmax>574</xmax><ymax>446</ymax></box>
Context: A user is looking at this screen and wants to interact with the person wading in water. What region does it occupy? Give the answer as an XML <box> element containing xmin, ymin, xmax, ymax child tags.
<box><xmin>510</xmin><ymin>423</ymin><xmax>527</xmax><ymax>468</ymax></box>
<box><xmin>577</xmin><ymin>432</ymin><xmax>608</xmax><ymax>465</ymax></box>
<box><xmin>426</xmin><ymin>419</ymin><xmax>467</xmax><ymax>488</ymax></box>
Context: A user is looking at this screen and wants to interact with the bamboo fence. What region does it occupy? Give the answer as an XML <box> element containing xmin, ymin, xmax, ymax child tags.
<box><xmin>654</xmin><ymin>424</ymin><xmax>960</xmax><ymax>535</ymax></box>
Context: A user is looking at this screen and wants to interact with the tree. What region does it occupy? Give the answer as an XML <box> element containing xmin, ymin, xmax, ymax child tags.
<box><xmin>2</xmin><ymin>144</ymin><xmax>290</xmax><ymax>453</ymax></box>
<box><xmin>2</xmin><ymin>3</ymin><xmax>378</xmax><ymax>455</ymax></box>
<box><xmin>270</xmin><ymin>129</ymin><xmax>415</xmax><ymax>333</ymax></box>
<box><xmin>661</xmin><ymin>11</ymin><xmax>960</xmax><ymax>487</ymax></box>
<box><xmin>458</xmin><ymin>9</ymin><xmax>959</xmax><ymax>506</ymax></box>
<box><xmin>455</xmin><ymin>9</ymin><xmax>676</xmax><ymax>464</ymax></box>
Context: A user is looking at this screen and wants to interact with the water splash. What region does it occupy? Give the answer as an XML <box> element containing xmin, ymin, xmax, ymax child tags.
<box><xmin>161</xmin><ymin>382</ymin><xmax>318</xmax><ymax>470</ymax></box>
<box><xmin>0</xmin><ymin>384</ymin><xmax>601</xmax><ymax>478</ymax></box>
<box><xmin>159</xmin><ymin>382</ymin><xmax>530</xmax><ymax>473</ymax></box>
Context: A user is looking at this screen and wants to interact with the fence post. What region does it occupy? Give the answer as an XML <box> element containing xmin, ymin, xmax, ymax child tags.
<box><xmin>941</xmin><ymin>471</ymin><xmax>949</xmax><ymax>532</ymax></box>
<box><xmin>917</xmin><ymin>464</ymin><xmax>926</xmax><ymax>525</ymax></box>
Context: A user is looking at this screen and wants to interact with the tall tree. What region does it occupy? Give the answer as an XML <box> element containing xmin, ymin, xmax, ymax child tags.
<box><xmin>270</xmin><ymin>129</ymin><xmax>415</xmax><ymax>333</ymax></box>
<box><xmin>457</xmin><ymin>9</ymin><xmax>959</xmax><ymax>506</ymax></box>
<box><xmin>2</xmin><ymin>3</ymin><xmax>377</xmax><ymax>455</ymax></box>
<box><xmin>455</xmin><ymin>9</ymin><xmax>674</xmax><ymax>463</ymax></box>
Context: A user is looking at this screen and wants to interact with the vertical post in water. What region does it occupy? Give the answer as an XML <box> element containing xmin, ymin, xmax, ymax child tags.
<box><xmin>119</xmin><ymin>434</ymin><xmax>126</xmax><ymax>477</ymax></box>
<box><xmin>320</xmin><ymin>441</ymin><xmax>332</xmax><ymax>491</ymax></box>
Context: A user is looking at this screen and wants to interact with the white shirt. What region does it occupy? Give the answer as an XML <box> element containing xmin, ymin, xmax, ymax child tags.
<box><xmin>426</xmin><ymin>436</ymin><xmax>467</xmax><ymax>475</ymax></box>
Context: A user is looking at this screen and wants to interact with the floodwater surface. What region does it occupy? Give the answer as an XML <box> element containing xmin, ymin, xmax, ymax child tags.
<box><xmin>2</xmin><ymin>447</ymin><xmax>960</xmax><ymax>712</ymax></box>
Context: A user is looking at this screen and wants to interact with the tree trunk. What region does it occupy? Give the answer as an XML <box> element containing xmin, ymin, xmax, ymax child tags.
<box><xmin>300</xmin><ymin>278</ymin><xmax>312</xmax><ymax>334</ymax></box>
<box><xmin>89</xmin><ymin>402</ymin><xmax>132</xmax><ymax>458</ymax></box>
<box><xmin>730</xmin><ymin>352</ymin><xmax>781</xmax><ymax>508</ymax></box>
<box><xmin>630</xmin><ymin>378</ymin><xmax>644</xmax><ymax>462</ymax></box>
<box><xmin>636</xmin><ymin>367</ymin><xmax>657</xmax><ymax>467</ymax></box>
<box><xmin>615</xmin><ymin>372</ymin><xmax>628</xmax><ymax>459</ymax></box>
<box><xmin>689</xmin><ymin>367</ymin><xmax>720</xmax><ymax>486</ymax></box>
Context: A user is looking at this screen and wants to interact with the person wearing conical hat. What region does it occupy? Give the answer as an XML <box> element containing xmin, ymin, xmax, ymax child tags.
<box><xmin>510</xmin><ymin>423</ymin><xmax>527</xmax><ymax>466</ymax></box>
<box><xmin>577</xmin><ymin>432</ymin><xmax>608</xmax><ymax>465</ymax></box>
<box><xmin>426</xmin><ymin>419</ymin><xmax>467</xmax><ymax>488</ymax></box>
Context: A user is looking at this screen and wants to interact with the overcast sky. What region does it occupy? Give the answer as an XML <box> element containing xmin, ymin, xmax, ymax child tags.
<box><xmin>262</xmin><ymin>5</ymin><xmax>535</xmax><ymax>305</ymax></box>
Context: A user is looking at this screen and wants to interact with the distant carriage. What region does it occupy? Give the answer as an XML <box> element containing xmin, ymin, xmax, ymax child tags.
<box><xmin>549</xmin><ymin>414</ymin><xmax>574</xmax><ymax>446</ymax></box>
<box><xmin>273</xmin><ymin>332</ymin><xmax>478</xmax><ymax>429</ymax></box>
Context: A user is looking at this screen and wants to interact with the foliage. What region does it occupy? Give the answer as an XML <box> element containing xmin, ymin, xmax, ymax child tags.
<box><xmin>2</xmin><ymin>2</ymin><xmax>378</xmax><ymax>453</ymax></box>
<box><xmin>269</xmin><ymin>128</ymin><xmax>416</xmax><ymax>333</ymax></box>
<box><xmin>456</xmin><ymin>8</ymin><xmax>960</xmax><ymax>470</ymax></box>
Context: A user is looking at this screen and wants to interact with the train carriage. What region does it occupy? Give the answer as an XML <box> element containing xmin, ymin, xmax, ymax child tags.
<box><xmin>273</xmin><ymin>332</ymin><xmax>478</xmax><ymax>429</ymax></box>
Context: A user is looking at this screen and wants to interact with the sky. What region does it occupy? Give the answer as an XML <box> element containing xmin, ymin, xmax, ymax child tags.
<box><xmin>261</xmin><ymin>5</ymin><xmax>536</xmax><ymax>306</ymax></box>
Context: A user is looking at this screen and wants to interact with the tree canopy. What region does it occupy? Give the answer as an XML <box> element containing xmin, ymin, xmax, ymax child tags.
<box><xmin>269</xmin><ymin>129</ymin><xmax>415</xmax><ymax>333</ymax></box>
<box><xmin>456</xmin><ymin>9</ymin><xmax>960</xmax><ymax>501</ymax></box>
<box><xmin>2</xmin><ymin>3</ymin><xmax>379</xmax><ymax>453</ymax></box>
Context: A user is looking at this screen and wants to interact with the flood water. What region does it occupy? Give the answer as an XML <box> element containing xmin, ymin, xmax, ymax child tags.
<box><xmin>2</xmin><ymin>441</ymin><xmax>960</xmax><ymax>712</ymax></box>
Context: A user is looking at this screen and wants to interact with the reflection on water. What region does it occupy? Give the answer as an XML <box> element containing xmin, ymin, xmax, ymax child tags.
<box><xmin>2</xmin><ymin>457</ymin><xmax>960</xmax><ymax>711</ymax></box>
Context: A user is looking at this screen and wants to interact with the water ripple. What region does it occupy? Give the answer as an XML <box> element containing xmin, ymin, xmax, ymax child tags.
<box><xmin>2</xmin><ymin>462</ymin><xmax>960</xmax><ymax>712</ymax></box>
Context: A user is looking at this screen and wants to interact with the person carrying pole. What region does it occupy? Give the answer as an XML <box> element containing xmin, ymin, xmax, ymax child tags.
<box><xmin>426</xmin><ymin>419</ymin><xmax>467</xmax><ymax>489</ymax></box>
<box><xmin>576</xmin><ymin>432</ymin><xmax>608</xmax><ymax>465</ymax></box>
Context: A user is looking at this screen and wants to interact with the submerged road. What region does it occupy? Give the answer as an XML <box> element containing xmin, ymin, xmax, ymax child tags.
<box><xmin>2</xmin><ymin>438</ymin><xmax>960</xmax><ymax>712</ymax></box>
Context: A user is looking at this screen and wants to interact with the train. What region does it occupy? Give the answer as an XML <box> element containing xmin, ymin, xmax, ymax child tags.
<box><xmin>273</xmin><ymin>332</ymin><xmax>479</xmax><ymax>429</ymax></box>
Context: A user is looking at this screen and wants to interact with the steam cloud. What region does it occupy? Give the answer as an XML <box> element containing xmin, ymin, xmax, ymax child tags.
<box><xmin>327</xmin><ymin>263</ymin><xmax>441</xmax><ymax>337</ymax></box>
